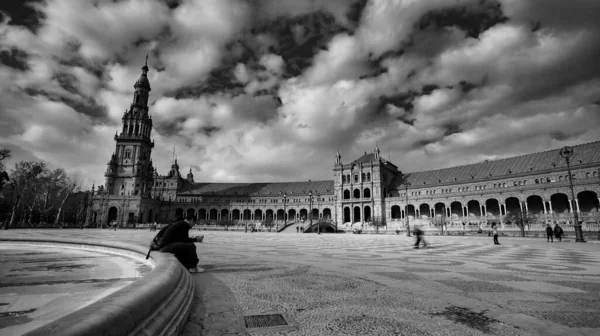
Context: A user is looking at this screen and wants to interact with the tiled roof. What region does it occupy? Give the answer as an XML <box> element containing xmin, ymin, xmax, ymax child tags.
<box><xmin>179</xmin><ymin>180</ymin><xmax>334</xmax><ymax>196</ymax></box>
<box><xmin>401</xmin><ymin>140</ymin><xmax>600</xmax><ymax>187</ymax></box>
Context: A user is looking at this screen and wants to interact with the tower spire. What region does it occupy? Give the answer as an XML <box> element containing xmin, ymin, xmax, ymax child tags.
<box><xmin>145</xmin><ymin>53</ymin><xmax>148</xmax><ymax>67</ymax></box>
<box><xmin>172</xmin><ymin>144</ymin><xmax>176</xmax><ymax>164</ymax></box>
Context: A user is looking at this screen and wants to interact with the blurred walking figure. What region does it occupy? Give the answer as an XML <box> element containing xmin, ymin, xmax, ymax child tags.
<box><xmin>546</xmin><ymin>224</ymin><xmax>554</xmax><ymax>242</ymax></box>
<box><xmin>554</xmin><ymin>223</ymin><xmax>563</xmax><ymax>242</ymax></box>
<box><xmin>492</xmin><ymin>223</ymin><xmax>500</xmax><ymax>245</ymax></box>
<box><xmin>413</xmin><ymin>225</ymin><xmax>427</xmax><ymax>249</ymax></box>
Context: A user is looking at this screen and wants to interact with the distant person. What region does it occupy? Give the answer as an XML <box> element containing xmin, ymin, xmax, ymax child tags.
<box><xmin>492</xmin><ymin>223</ymin><xmax>500</xmax><ymax>245</ymax></box>
<box><xmin>296</xmin><ymin>226</ymin><xmax>299</xmax><ymax>233</ymax></box>
<box><xmin>554</xmin><ymin>224</ymin><xmax>563</xmax><ymax>242</ymax></box>
<box><xmin>546</xmin><ymin>224</ymin><xmax>554</xmax><ymax>242</ymax></box>
<box><xmin>156</xmin><ymin>214</ymin><xmax>204</xmax><ymax>273</ymax></box>
<box><xmin>413</xmin><ymin>225</ymin><xmax>427</xmax><ymax>249</ymax></box>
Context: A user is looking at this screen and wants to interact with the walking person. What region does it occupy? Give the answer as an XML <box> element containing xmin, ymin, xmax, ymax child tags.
<box><xmin>413</xmin><ymin>225</ymin><xmax>427</xmax><ymax>249</ymax></box>
<box><xmin>554</xmin><ymin>223</ymin><xmax>563</xmax><ymax>242</ymax></box>
<box><xmin>492</xmin><ymin>223</ymin><xmax>500</xmax><ymax>245</ymax></box>
<box><xmin>546</xmin><ymin>224</ymin><xmax>554</xmax><ymax>242</ymax></box>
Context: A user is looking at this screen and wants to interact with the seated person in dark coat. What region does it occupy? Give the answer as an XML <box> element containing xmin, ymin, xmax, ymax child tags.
<box><xmin>157</xmin><ymin>214</ymin><xmax>204</xmax><ymax>272</ymax></box>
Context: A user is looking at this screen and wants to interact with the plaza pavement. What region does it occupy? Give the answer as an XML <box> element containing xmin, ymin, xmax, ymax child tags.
<box><xmin>2</xmin><ymin>229</ymin><xmax>600</xmax><ymax>336</ymax></box>
<box><xmin>0</xmin><ymin>243</ymin><xmax>151</xmax><ymax>335</ymax></box>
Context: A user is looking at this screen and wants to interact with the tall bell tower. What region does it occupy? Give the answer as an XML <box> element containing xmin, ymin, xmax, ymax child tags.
<box><xmin>104</xmin><ymin>56</ymin><xmax>155</xmax><ymax>196</ymax></box>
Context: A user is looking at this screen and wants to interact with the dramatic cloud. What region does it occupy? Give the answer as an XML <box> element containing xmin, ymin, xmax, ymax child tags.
<box><xmin>1</xmin><ymin>0</ymin><xmax>599</xmax><ymax>187</ymax></box>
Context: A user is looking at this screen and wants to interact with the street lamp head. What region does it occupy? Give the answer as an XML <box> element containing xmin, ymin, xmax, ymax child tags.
<box><xmin>560</xmin><ymin>146</ymin><xmax>574</xmax><ymax>159</ymax></box>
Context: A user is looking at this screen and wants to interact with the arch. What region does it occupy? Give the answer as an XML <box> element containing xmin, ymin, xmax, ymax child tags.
<box><xmin>434</xmin><ymin>202</ymin><xmax>445</xmax><ymax>218</ymax></box>
<box><xmin>485</xmin><ymin>199</ymin><xmax>501</xmax><ymax>216</ymax></box>
<box><xmin>322</xmin><ymin>208</ymin><xmax>331</xmax><ymax>219</ymax></box>
<box><xmin>242</xmin><ymin>209</ymin><xmax>251</xmax><ymax>220</ymax></box>
<box><xmin>288</xmin><ymin>209</ymin><xmax>297</xmax><ymax>221</ymax></box>
<box><xmin>363</xmin><ymin>188</ymin><xmax>371</xmax><ymax>198</ymax></box>
<box><xmin>175</xmin><ymin>208</ymin><xmax>184</xmax><ymax>220</ymax></box>
<box><xmin>467</xmin><ymin>200</ymin><xmax>481</xmax><ymax>216</ymax></box>
<box><xmin>577</xmin><ymin>190</ymin><xmax>599</xmax><ymax>212</ymax></box>
<box><xmin>198</xmin><ymin>208</ymin><xmax>207</xmax><ymax>220</ymax></box>
<box><xmin>364</xmin><ymin>206</ymin><xmax>371</xmax><ymax>222</ymax></box>
<box><xmin>344</xmin><ymin>207</ymin><xmax>351</xmax><ymax>222</ymax></box>
<box><xmin>505</xmin><ymin>197</ymin><xmax>520</xmax><ymax>214</ymax></box>
<box><xmin>526</xmin><ymin>195</ymin><xmax>544</xmax><ymax>215</ymax></box>
<box><xmin>148</xmin><ymin>209</ymin><xmax>153</xmax><ymax>222</ymax></box>
<box><xmin>406</xmin><ymin>204</ymin><xmax>416</xmax><ymax>218</ymax></box>
<box><xmin>353</xmin><ymin>189</ymin><xmax>360</xmax><ymax>198</ymax></box>
<box><xmin>276</xmin><ymin>209</ymin><xmax>285</xmax><ymax>220</ymax></box>
<box><xmin>186</xmin><ymin>208</ymin><xmax>196</xmax><ymax>218</ymax></box>
<box><xmin>254</xmin><ymin>209</ymin><xmax>263</xmax><ymax>220</ymax></box>
<box><xmin>299</xmin><ymin>208</ymin><xmax>308</xmax><ymax>221</ymax></box>
<box><xmin>265</xmin><ymin>209</ymin><xmax>274</xmax><ymax>221</ymax></box>
<box><xmin>450</xmin><ymin>201</ymin><xmax>462</xmax><ymax>218</ymax></box>
<box><xmin>232</xmin><ymin>209</ymin><xmax>241</xmax><ymax>220</ymax></box>
<box><xmin>353</xmin><ymin>206</ymin><xmax>361</xmax><ymax>222</ymax></box>
<box><xmin>391</xmin><ymin>205</ymin><xmax>401</xmax><ymax>219</ymax></box>
<box><xmin>311</xmin><ymin>208</ymin><xmax>319</xmax><ymax>220</ymax></box>
<box><xmin>550</xmin><ymin>193</ymin><xmax>569</xmax><ymax>213</ymax></box>
<box><xmin>107</xmin><ymin>206</ymin><xmax>119</xmax><ymax>224</ymax></box>
<box><xmin>221</xmin><ymin>208</ymin><xmax>229</xmax><ymax>219</ymax></box>
<box><xmin>343</xmin><ymin>190</ymin><xmax>351</xmax><ymax>199</ymax></box>
<box><xmin>209</xmin><ymin>208</ymin><xmax>218</xmax><ymax>220</ymax></box>
<box><xmin>419</xmin><ymin>203</ymin><xmax>430</xmax><ymax>218</ymax></box>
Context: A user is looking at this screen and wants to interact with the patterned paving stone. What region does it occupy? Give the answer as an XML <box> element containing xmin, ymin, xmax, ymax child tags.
<box><xmin>529</xmin><ymin>311</ymin><xmax>600</xmax><ymax>328</ymax></box>
<box><xmin>491</xmin><ymin>281</ymin><xmax>587</xmax><ymax>293</ymax></box>
<box><xmin>372</xmin><ymin>271</ymin><xmax>422</xmax><ymax>281</ymax></box>
<box><xmin>436</xmin><ymin>280</ymin><xmax>525</xmax><ymax>292</ymax></box>
<box><xmin>458</xmin><ymin>272</ymin><xmax>530</xmax><ymax>281</ymax></box>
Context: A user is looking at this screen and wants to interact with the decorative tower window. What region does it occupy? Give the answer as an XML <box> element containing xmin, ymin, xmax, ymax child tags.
<box><xmin>125</xmin><ymin>149</ymin><xmax>132</xmax><ymax>159</ymax></box>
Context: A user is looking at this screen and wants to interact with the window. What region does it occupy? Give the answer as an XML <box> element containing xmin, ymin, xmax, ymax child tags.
<box><xmin>125</xmin><ymin>149</ymin><xmax>132</xmax><ymax>159</ymax></box>
<box><xmin>535</xmin><ymin>179</ymin><xmax>539</xmax><ymax>184</ymax></box>
<box><xmin>342</xmin><ymin>175</ymin><xmax>346</xmax><ymax>183</ymax></box>
<box><xmin>547</xmin><ymin>177</ymin><xmax>552</xmax><ymax>182</ymax></box>
<box><xmin>354</xmin><ymin>175</ymin><xmax>358</xmax><ymax>183</ymax></box>
<box><xmin>367</xmin><ymin>173</ymin><xmax>371</xmax><ymax>182</ymax></box>
<box><xmin>361</xmin><ymin>173</ymin><xmax>365</xmax><ymax>182</ymax></box>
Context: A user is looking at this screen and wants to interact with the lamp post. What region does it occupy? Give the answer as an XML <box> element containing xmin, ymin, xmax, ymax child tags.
<box><xmin>283</xmin><ymin>192</ymin><xmax>287</xmax><ymax>229</ymax></box>
<box><xmin>405</xmin><ymin>181</ymin><xmax>411</xmax><ymax>237</ymax></box>
<box><xmin>245</xmin><ymin>196</ymin><xmax>249</xmax><ymax>233</ymax></box>
<box><xmin>316</xmin><ymin>193</ymin><xmax>321</xmax><ymax>234</ymax></box>
<box><xmin>560</xmin><ymin>146</ymin><xmax>585</xmax><ymax>242</ymax></box>
<box><xmin>334</xmin><ymin>195</ymin><xmax>338</xmax><ymax>233</ymax></box>
<box><xmin>309</xmin><ymin>190</ymin><xmax>314</xmax><ymax>232</ymax></box>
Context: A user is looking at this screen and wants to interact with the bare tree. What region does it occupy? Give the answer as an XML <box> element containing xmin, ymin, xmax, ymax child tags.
<box><xmin>504</xmin><ymin>210</ymin><xmax>533</xmax><ymax>237</ymax></box>
<box><xmin>6</xmin><ymin>161</ymin><xmax>46</xmax><ymax>229</ymax></box>
<box><xmin>54</xmin><ymin>172</ymin><xmax>83</xmax><ymax>227</ymax></box>
<box><xmin>40</xmin><ymin>169</ymin><xmax>67</xmax><ymax>224</ymax></box>
<box><xmin>0</xmin><ymin>149</ymin><xmax>11</xmax><ymax>190</ymax></box>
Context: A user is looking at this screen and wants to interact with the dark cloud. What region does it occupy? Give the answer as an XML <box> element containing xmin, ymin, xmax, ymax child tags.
<box><xmin>23</xmin><ymin>87</ymin><xmax>108</xmax><ymax>121</ymax></box>
<box><xmin>346</xmin><ymin>0</ymin><xmax>369</xmax><ymax>28</ymax></box>
<box><xmin>0</xmin><ymin>48</ymin><xmax>29</xmax><ymax>71</ymax></box>
<box><xmin>0</xmin><ymin>0</ymin><xmax>45</xmax><ymax>32</ymax></box>
<box><xmin>443</xmin><ymin>123</ymin><xmax>462</xmax><ymax>137</ymax></box>
<box><xmin>416</xmin><ymin>0</ymin><xmax>507</xmax><ymax>38</ymax></box>
<box><xmin>252</xmin><ymin>11</ymin><xmax>348</xmax><ymax>78</ymax></box>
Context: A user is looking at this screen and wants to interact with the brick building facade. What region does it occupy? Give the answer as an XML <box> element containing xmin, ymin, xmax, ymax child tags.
<box><xmin>87</xmin><ymin>64</ymin><xmax>600</xmax><ymax>232</ymax></box>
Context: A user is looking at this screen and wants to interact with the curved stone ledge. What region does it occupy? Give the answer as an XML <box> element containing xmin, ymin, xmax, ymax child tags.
<box><xmin>0</xmin><ymin>237</ymin><xmax>194</xmax><ymax>336</ymax></box>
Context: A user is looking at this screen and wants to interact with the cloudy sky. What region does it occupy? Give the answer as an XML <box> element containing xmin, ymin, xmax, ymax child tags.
<box><xmin>1</xmin><ymin>0</ymin><xmax>599</xmax><ymax>187</ymax></box>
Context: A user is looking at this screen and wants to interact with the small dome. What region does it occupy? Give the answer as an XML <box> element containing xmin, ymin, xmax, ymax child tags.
<box><xmin>134</xmin><ymin>74</ymin><xmax>151</xmax><ymax>91</ymax></box>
